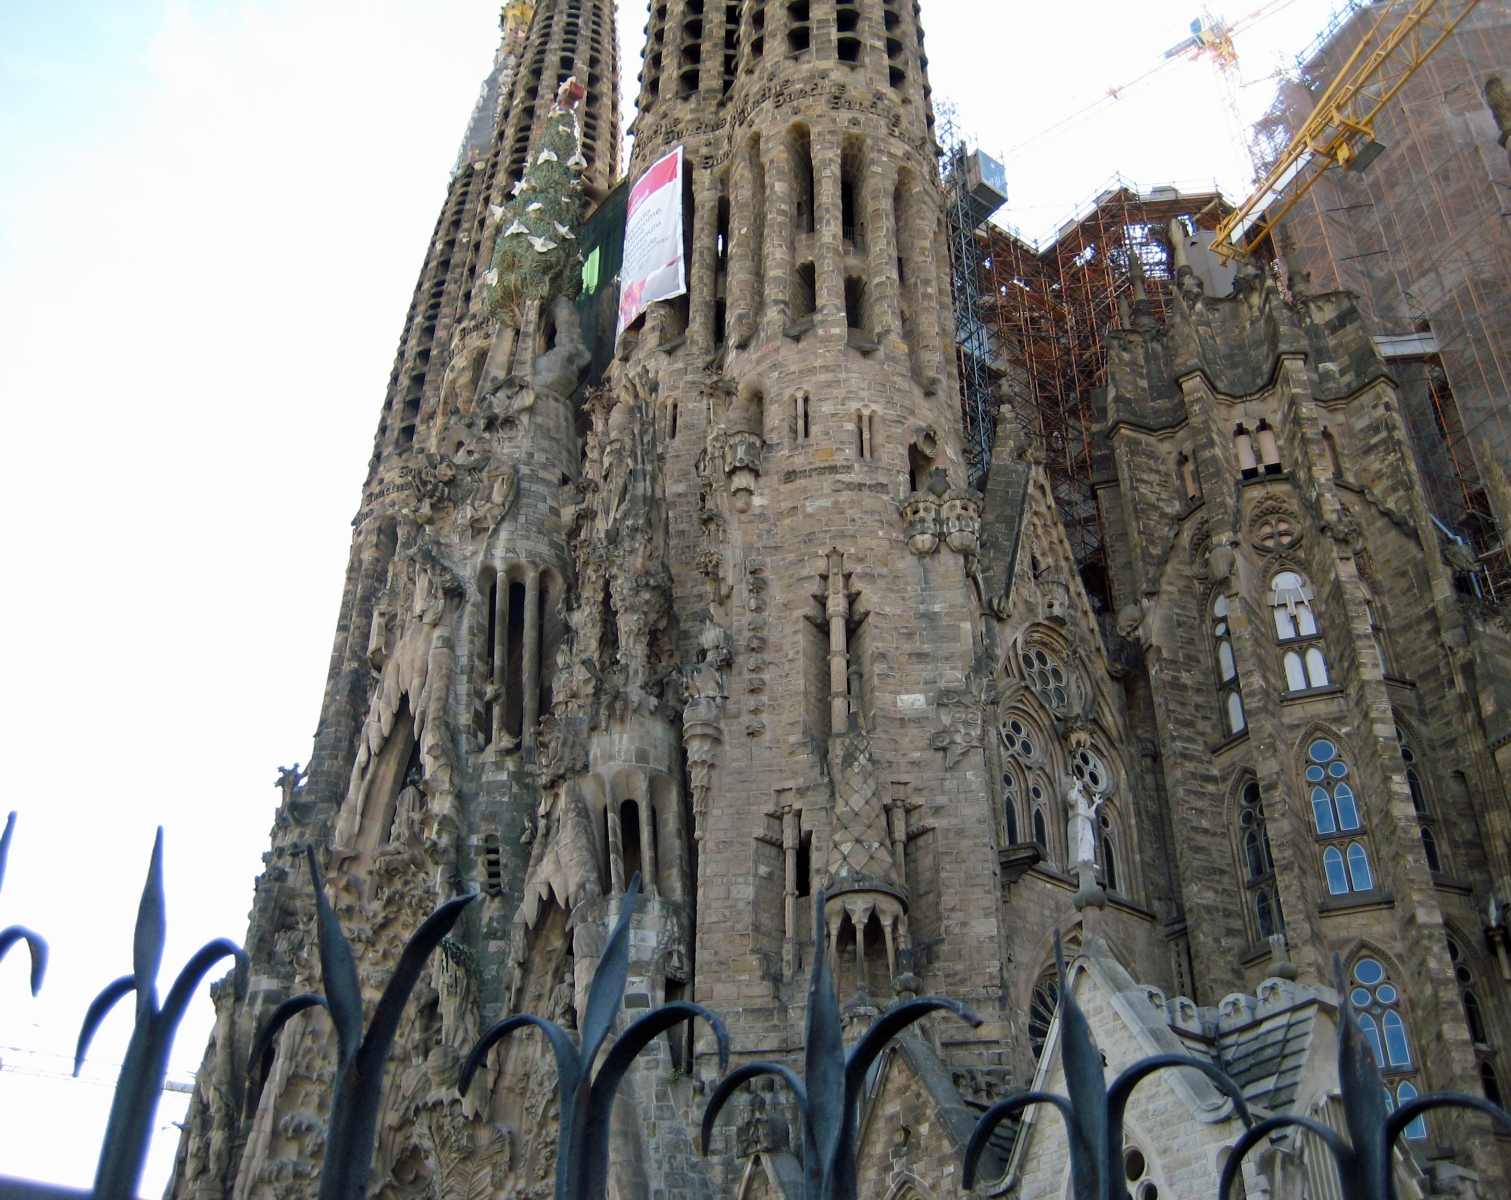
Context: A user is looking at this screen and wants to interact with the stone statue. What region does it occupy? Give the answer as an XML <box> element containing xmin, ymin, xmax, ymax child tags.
<box><xmin>1065</xmin><ymin>776</ymin><xmax>1100</xmax><ymax>868</ymax></box>
<box><xmin>274</xmin><ymin>764</ymin><xmax>307</xmax><ymax>806</ymax></box>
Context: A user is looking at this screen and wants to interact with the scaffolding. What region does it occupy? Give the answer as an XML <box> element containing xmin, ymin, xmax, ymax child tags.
<box><xmin>940</xmin><ymin>108</ymin><xmax>1229</xmax><ymax>608</ymax></box>
<box><xmin>939</xmin><ymin>102</ymin><xmax>1003</xmax><ymax>487</ymax></box>
<box><xmin>1262</xmin><ymin>0</ymin><xmax>1511</xmax><ymax>601</ymax></box>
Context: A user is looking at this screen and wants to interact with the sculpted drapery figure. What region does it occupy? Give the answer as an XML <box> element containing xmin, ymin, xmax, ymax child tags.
<box><xmin>1065</xmin><ymin>776</ymin><xmax>1101</xmax><ymax>868</ymax></box>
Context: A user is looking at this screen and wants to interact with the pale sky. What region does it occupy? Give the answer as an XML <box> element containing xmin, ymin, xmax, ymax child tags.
<box><xmin>0</xmin><ymin>0</ymin><xmax>1347</xmax><ymax>1190</ymax></box>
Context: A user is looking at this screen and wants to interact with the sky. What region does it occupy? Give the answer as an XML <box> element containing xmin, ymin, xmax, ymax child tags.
<box><xmin>0</xmin><ymin>0</ymin><xmax>1351</xmax><ymax>1190</ymax></box>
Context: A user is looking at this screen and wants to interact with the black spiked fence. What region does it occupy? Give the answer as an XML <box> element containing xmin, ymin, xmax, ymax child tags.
<box><xmin>0</xmin><ymin>811</ymin><xmax>47</xmax><ymax>996</ymax></box>
<box><xmin>74</xmin><ymin>829</ymin><xmax>248</xmax><ymax>1200</ymax></box>
<box><xmin>247</xmin><ymin>846</ymin><xmax>475</xmax><ymax>1200</ymax></box>
<box><xmin>459</xmin><ymin>872</ymin><xmax>731</xmax><ymax>1200</ymax></box>
<box><xmin>8</xmin><ymin>810</ymin><xmax>1511</xmax><ymax>1200</ymax></box>
<box><xmin>700</xmin><ymin>889</ymin><xmax>982</xmax><ymax>1200</ymax></box>
<box><xmin>964</xmin><ymin>933</ymin><xmax>1253</xmax><ymax>1200</ymax></box>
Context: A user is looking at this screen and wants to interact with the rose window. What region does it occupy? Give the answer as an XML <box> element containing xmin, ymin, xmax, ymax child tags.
<box><xmin>1071</xmin><ymin>747</ymin><xmax>1109</xmax><ymax>793</ymax></box>
<box><xmin>999</xmin><ymin>716</ymin><xmax>1035</xmax><ymax>760</ymax></box>
<box><xmin>1021</xmin><ymin>648</ymin><xmax>1069</xmax><ymax>710</ymax></box>
<box><xmin>1254</xmin><ymin>516</ymin><xmax>1296</xmax><ymax>550</ymax></box>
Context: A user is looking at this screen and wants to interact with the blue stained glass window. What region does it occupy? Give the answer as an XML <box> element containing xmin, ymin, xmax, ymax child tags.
<box><xmin>1310</xmin><ymin>740</ymin><xmax>1336</xmax><ymax>762</ymax></box>
<box><xmin>1334</xmin><ymin>783</ymin><xmax>1361</xmax><ymax>830</ymax></box>
<box><xmin>1351</xmin><ymin>988</ymin><xmax>1372</xmax><ymax>1007</ymax></box>
<box><xmin>1324</xmin><ymin>846</ymin><xmax>1349</xmax><ymax>894</ymax></box>
<box><xmin>1355</xmin><ymin>959</ymin><xmax>1386</xmax><ymax>985</ymax></box>
<box><xmin>1306</xmin><ymin>765</ymin><xmax>1326</xmax><ymax>782</ymax></box>
<box><xmin>1347</xmin><ymin>842</ymin><xmax>1374</xmax><ymax>891</ymax></box>
<box><xmin>1256</xmin><ymin>889</ymin><xmax>1274</xmax><ymax>937</ymax></box>
<box><xmin>1328</xmin><ymin>761</ymin><xmax>1348</xmax><ymax>778</ymax></box>
<box><xmin>1383</xmin><ymin>1011</ymin><xmax>1411</xmax><ymax>1066</ymax></box>
<box><xmin>1360</xmin><ymin>1013</ymin><xmax>1385</xmax><ymax>1065</ymax></box>
<box><xmin>1398</xmin><ymin>1081</ymin><xmax>1427</xmax><ymax>1139</ymax></box>
<box><xmin>1313</xmin><ymin>788</ymin><xmax>1337</xmax><ymax>834</ymax></box>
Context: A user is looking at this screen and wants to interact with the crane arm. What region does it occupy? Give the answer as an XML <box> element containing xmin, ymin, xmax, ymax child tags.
<box><xmin>1211</xmin><ymin>0</ymin><xmax>1482</xmax><ymax>260</ymax></box>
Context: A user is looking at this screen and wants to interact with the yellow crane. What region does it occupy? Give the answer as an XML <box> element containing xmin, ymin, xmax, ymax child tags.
<box><xmin>1210</xmin><ymin>0</ymin><xmax>1482</xmax><ymax>260</ymax></box>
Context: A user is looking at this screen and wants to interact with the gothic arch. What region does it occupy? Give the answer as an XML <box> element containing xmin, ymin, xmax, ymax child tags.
<box><xmin>883</xmin><ymin>1174</ymin><xmax>940</xmax><ymax>1200</ymax></box>
<box><xmin>1339</xmin><ymin>940</ymin><xmax>1425</xmax><ymax>1077</ymax></box>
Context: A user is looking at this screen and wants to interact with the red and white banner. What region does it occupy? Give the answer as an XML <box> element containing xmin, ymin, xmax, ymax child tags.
<box><xmin>617</xmin><ymin>145</ymin><xmax>686</xmax><ymax>336</ymax></box>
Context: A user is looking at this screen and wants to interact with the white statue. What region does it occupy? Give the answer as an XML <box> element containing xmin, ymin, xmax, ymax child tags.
<box><xmin>1065</xmin><ymin>776</ymin><xmax>1101</xmax><ymax>868</ymax></box>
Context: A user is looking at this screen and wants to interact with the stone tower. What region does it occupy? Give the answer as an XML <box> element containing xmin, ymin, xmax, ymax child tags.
<box><xmin>167</xmin><ymin>0</ymin><xmax>1511</xmax><ymax>1195</ymax></box>
<box><xmin>619</xmin><ymin>0</ymin><xmax>1016</xmax><ymax>1085</ymax></box>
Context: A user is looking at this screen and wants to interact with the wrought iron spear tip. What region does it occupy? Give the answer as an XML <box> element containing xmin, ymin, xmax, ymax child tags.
<box><xmin>963</xmin><ymin>1091</ymin><xmax>1085</xmax><ymax>1188</ymax></box>
<box><xmin>457</xmin><ymin>1011</ymin><xmax>581</xmax><ymax>1098</ymax></box>
<box><xmin>1217</xmin><ymin>1113</ymin><xmax>1351</xmax><ymax>1200</ymax></box>
<box><xmin>701</xmin><ymin>1061</ymin><xmax>810</xmax><ymax>1155</ymax></box>
<box><xmin>133</xmin><ymin>828</ymin><xmax>167</xmax><ymax>1010</ymax></box>
<box><xmin>74</xmin><ymin>975</ymin><xmax>136</xmax><ymax>1075</ymax></box>
<box><xmin>0</xmin><ymin>925</ymin><xmax>47</xmax><ymax>995</ymax></box>
<box><xmin>247</xmin><ymin>993</ymin><xmax>329</xmax><ymax>1078</ymax></box>
<box><xmin>0</xmin><ymin>812</ymin><xmax>48</xmax><ymax>995</ymax></box>
<box><xmin>304</xmin><ymin>844</ymin><xmax>363</xmax><ymax>1066</ymax></box>
<box><xmin>579</xmin><ymin>871</ymin><xmax>642</xmax><ymax>1070</ymax></box>
<box><xmin>0</xmin><ymin>811</ymin><xmax>15</xmax><ymax>893</ymax></box>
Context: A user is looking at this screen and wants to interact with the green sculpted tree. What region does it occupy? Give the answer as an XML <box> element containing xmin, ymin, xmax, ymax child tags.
<box><xmin>486</xmin><ymin>77</ymin><xmax>589</xmax><ymax>322</ymax></box>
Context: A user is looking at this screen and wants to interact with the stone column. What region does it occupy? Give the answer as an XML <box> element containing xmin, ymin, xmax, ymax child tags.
<box><xmin>492</xmin><ymin>571</ymin><xmax>510</xmax><ymax>743</ymax></box>
<box><xmin>639</xmin><ymin>798</ymin><xmax>659</xmax><ymax>897</ymax></box>
<box><xmin>764</xmin><ymin>139</ymin><xmax>793</xmax><ymax>339</ymax></box>
<box><xmin>814</xmin><ymin>126</ymin><xmax>844</xmax><ymax>322</ymax></box>
<box><xmin>827</xmin><ymin>551</ymin><xmax>850</xmax><ymax>738</ymax></box>
<box><xmin>688</xmin><ymin>167</ymin><xmax>721</xmax><ymax>352</ymax></box>
<box><xmin>728</xmin><ymin>135</ymin><xmax>758</xmax><ymax>344</ymax></box>
<box><xmin>607</xmin><ymin>801</ymin><xmax>625</xmax><ymax>896</ymax></box>
<box><xmin>868</xmin><ymin>161</ymin><xmax>902</xmax><ymax>342</ymax></box>
<box><xmin>782</xmin><ymin>804</ymin><xmax>798</xmax><ymax>979</ymax></box>
<box><xmin>522</xmin><ymin>566</ymin><xmax>542</xmax><ymax>749</ymax></box>
<box><xmin>902</xmin><ymin>192</ymin><xmax>944</xmax><ymax>392</ymax></box>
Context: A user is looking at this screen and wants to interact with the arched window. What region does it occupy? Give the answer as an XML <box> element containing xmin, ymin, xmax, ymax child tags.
<box><xmin>1346</xmin><ymin>842</ymin><xmax>1374</xmax><ymax>891</ymax></box>
<box><xmin>1363</xmin><ymin>591</ymin><xmax>1388</xmax><ymax>674</ymax></box>
<box><xmin>1421</xmin><ymin>827</ymin><xmax>1442</xmax><ymax>873</ymax></box>
<box><xmin>1464</xmin><ymin>989</ymin><xmax>1488</xmax><ymax>1044</ymax></box>
<box><xmin>1323</xmin><ymin>846</ymin><xmax>1349</xmax><ymax>894</ymax></box>
<box><xmin>1028</xmin><ymin>970</ymin><xmax>1059</xmax><ymax>1063</ymax></box>
<box><xmin>1212</xmin><ymin>594</ymin><xmax>1245</xmax><ymax>735</ymax></box>
<box><xmin>1447</xmin><ymin>935</ymin><xmax>1501</xmax><ymax>1104</ymax></box>
<box><xmin>1070</xmin><ymin>746</ymin><xmax>1110</xmax><ymax>794</ymax></box>
<box><xmin>1306</xmin><ymin>739</ymin><xmax>1361</xmax><ymax>833</ymax></box>
<box><xmin>1021</xmin><ymin>647</ymin><xmax>1070</xmax><ymax>711</ymax></box>
<box><xmin>1351</xmin><ymin>958</ymin><xmax>1411</xmax><ymax>1067</ymax></box>
<box><xmin>1399</xmin><ymin>727</ymin><xmax>1443</xmax><ymax>874</ymax></box>
<box><xmin>1352</xmin><ymin>955</ymin><xmax>1424</xmax><ymax>1134</ymax></box>
<box><xmin>1098</xmin><ymin>812</ymin><xmax>1118</xmax><ymax>893</ymax></box>
<box><xmin>1272</xmin><ymin>570</ymin><xmax>1328</xmax><ymax>693</ymax></box>
<box><xmin>1002</xmin><ymin>772</ymin><xmax>1021</xmax><ymax>844</ymax></box>
<box><xmin>1394</xmin><ymin>1080</ymin><xmax>1427</xmax><ymax>1140</ymax></box>
<box><xmin>1238</xmin><ymin>780</ymin><xmax>1282</xmax><ymax>938</ymax></box>
<box><xmin>1271</xmin><ymin>571</ymin><xmax>1319</xmax><ymax>637</ymax></box>
<box><xmin>1481</xmin><ymin>1062</ymin><xmax>1503</xmax><ymax>1107</ymax></box>
<box><xmin>1032</xmin><ymin>806</ymin><xmax>1047</xmax><ymax>850</ymax></box>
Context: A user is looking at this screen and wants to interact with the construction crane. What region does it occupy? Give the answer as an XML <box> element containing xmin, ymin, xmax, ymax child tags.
<box><xmin>1210</xmin><ymin>0</ymin><xmax>1482</xmax><ymax>259</ymax></box>
<box><xmin>1163</xmin><ymin>2</ymin><xmax>1306</xmax><ymax>178</ymax></box>
<box><xmin>1165</xmin><ymin>9</ymin><xmax>1248</xmax><ymax>163</ymax></box>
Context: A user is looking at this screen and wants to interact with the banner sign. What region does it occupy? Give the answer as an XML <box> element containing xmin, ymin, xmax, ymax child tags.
<box><xmin>616</xmin><ymin>145</ymin><xmax>686</xmax><ymax>336</ymax></box>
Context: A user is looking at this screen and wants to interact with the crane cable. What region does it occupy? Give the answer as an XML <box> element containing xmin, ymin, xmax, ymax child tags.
<box><xmin>998</xmin><ymin>0</ymin><xmax>1309</xmax><ymax>161</ymax></box>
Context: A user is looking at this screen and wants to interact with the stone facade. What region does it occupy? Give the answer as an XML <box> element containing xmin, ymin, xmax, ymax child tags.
<box><xmin>167</xmin><ymin>2</ymin><xmax>1511</xmax><ymax>1199</ymax></box>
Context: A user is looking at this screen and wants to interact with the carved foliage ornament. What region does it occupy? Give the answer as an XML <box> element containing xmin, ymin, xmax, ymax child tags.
<box><xmin>1249</xmin><ymin>497</ymin><xmax>1301</xmax><ymax>555</ymax></box>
